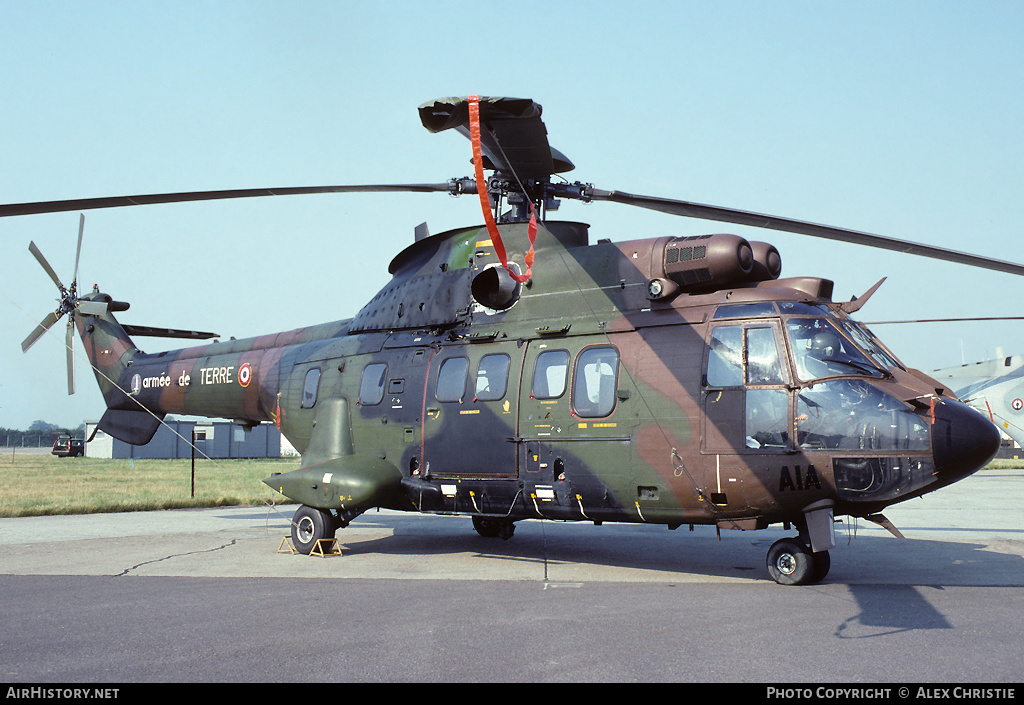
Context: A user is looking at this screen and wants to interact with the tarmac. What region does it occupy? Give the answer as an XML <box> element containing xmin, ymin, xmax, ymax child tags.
<box><xmin>1</xmin><ymin>467</ymin><xmax>1022</xmax><ymax>683</ymax></box>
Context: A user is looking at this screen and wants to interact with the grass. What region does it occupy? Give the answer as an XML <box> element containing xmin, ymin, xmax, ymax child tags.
<box><xmin>989</xmin><ymin>458</ymin><xmax>1024</xmax><ymax>468</ymax></box>
<box><xmin>0</xmin><ymin>450</ymin><xmax>294</xmax><ymax>518</ymax></box>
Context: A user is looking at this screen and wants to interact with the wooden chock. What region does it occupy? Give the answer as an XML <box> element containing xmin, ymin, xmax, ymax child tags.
<box><xmin>310</xmin><ymin>538</ymin><xmax>341</xmax><ymax>557</ymax></box>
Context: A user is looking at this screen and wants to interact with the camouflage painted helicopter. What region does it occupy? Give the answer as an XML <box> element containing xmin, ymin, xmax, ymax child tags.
<box><xmin>8</xmin><ymin>96</ymin><xmax>1022</xmax><ymax>585</ymax></box>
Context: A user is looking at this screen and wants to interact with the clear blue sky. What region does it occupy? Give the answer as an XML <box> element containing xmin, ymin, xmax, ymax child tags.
<box><xmin>2</xmin><ymin>0</ymin><xmax>1024</xmax><ymax>430</ymax></box>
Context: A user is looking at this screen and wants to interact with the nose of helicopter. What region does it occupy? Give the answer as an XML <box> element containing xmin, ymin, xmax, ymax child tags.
<box><xmin>931</xmin><ymin>399</ymin><xmax>1001</xmax><ymax>486</ymax></box>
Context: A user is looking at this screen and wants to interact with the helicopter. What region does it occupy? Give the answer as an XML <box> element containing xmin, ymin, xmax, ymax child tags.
<box><xmin>931</xmin><ymin>353</ymin><xmax>1024</xmax><ymax>449</ymax></box>
<box><xmin>7</xmin><ymin>95</ymin><xmax>1022</xmax><ymax>586</ymax></box>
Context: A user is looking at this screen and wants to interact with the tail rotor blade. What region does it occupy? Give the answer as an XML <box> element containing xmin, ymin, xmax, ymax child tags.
<box><xmin>22</xmin><ymin>310</ymin><xmax>62</xmax><ymax>353</ymax></box>
<box><xmin>66</xmin><ymin>321</ymin><xmax>75</xmax><ymax>395</ymax></box>
<box><xmin>76</xmin><ymin>299</ymin><xmax>109</xmax><ymax>316</ymax></box>
<box><xmin>28</xmin><ymin>241</ymin><xmax>65</xmax><ymax>289</ymax></box>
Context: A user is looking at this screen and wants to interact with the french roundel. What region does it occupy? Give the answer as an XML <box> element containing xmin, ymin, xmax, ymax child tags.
<box><xmin>238</xmin><ymin>362</ymin><xmax>252</xmax><ymax>388</ymax></box>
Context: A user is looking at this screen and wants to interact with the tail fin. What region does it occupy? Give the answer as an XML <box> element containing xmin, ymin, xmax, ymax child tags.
<box><xmin>76</xmin><ymin>288</ymin><xmax>165</xmax><ymax>445</ymax></box>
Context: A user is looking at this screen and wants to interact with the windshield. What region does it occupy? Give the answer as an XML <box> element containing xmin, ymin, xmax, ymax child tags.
<box><xmin>834</xmin><ymin>315</ymin><xmax>905</xmax><ymax>371</ymax></box>
<box><xmin>785</xmin><ymin>317</ymin><xmax>884</xmax><ymax>382</ymax></box>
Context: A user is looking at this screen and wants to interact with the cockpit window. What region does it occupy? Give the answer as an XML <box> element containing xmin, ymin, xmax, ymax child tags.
<box><xmin>707</xmin><ymin>324</ymin><xmax>789</xmax><ymax>387</ymax></box>
<box><xmin>707</xmin><ymin>326</ymin><xmax>744</xmax><ymax>387</ymax></box>
<box><xmin>778</xmin><ymin>302</ymin><xmax>830</xmax><ymax>316</ymax></box>
<box><xmin>713</xmin><ymin>302</ymin><xmax>777</xmax><ymax>319</ymax></box>
<box><xmin>746</xmin><ymin>326</ymin><xmax>788</xmax><ymax>385</ymax></box>
<box><xmin>796</xmin><ymin>379</ymin><xmax>929</xmax><ymax>451</ymax></box>
<box><xmin>835</xmin><ymin>317</ymin><xmax>905</xmax><ymax>371</ymax></box>
<box><xmin>786</xmin><ymin>317</ymin><xmax>884</xmax><ymax>381</ymax></box>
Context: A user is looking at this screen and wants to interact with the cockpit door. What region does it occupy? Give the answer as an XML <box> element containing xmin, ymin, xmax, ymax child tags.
<box><xmin>703</xmin><ymin>321</ymin><xmax>793</xmax><ymax>452</ymax></box>
<box><xmin>701</xmin><ymin>320</ymin><xmax>794</xmax><ymax>507</ymax></box>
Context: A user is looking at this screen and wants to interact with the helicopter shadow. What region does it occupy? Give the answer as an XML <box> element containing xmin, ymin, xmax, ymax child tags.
<box><xmin>330</xmin><ymin>513</ymin><xmax>1024</xmax><ymax>591</ymax></box>
<box><xmin>831</xmin><ymin>584</ymin><xmax>951</xmax><ymax>638</ymax></box>
<box><xmin>287</xmin><ymin>512</ymin><xmax>1024</xmax><ymax>639</ymax></box>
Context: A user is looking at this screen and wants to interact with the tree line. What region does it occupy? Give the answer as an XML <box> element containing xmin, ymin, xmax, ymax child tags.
<box><xmin>1</xmin><ymin>421</ymin><xmax>86</xmax><ymax>447</ymax></box>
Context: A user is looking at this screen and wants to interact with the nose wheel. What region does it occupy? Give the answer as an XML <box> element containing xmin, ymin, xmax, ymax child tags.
<box><xmin>766</xmin><ymin>537</ymin><xmax>830</xmax><ymax>585</ymax></box>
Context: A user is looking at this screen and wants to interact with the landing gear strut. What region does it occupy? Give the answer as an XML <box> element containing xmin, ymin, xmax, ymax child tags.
<box><xmin>766</xmin><ymin>537</ymin><xmax>830</xmax><ymax>585</ymax></box>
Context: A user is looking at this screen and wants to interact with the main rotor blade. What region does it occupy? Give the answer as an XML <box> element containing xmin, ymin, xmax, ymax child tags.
<box><xmin>22</xmin><ymin>310</ymin><xmax>61</xmax><ymax>353</ymax></box>
<box><xmin>866</xmin><ymin>316</ymin><xmax>1024</xmax><ymax>325</ymax></box>
<box><xmin>0</xmin><ymin>184</ymin><xmax>455</xmax><ymax>218</ymax></box>
<box><xmin>28</xmin><ymin>241</ymin><xmax>64</xmax><ymax>289</ymax></box>
<box><xmin>590</xmin><ymin>189</ymin><xmax>1024</xmax><ymax>277</ymax></box>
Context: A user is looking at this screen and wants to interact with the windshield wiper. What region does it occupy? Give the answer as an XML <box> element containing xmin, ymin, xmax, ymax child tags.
<box><xmin>820</xmin><ymin>357</ymin><xmax>885</xmax><ymax>377</ymax></box>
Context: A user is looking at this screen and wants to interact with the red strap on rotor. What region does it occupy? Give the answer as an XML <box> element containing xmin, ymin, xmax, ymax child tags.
<box><xmin>468</xmin><ymin>95</ymin><xmax>535</xmax><ymax>283</ymax></box>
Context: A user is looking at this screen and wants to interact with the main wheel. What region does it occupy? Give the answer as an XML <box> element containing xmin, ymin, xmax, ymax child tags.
<box><xmin>810</xmin><ymin>548</ymin><xmax>831</xmax><ymax>584</ymax></box>
<box><xmin>766</xmin><ymin>538</ymin><xmax>816</xmax><ymax>585</ymax></box>
<box><xmin>472</xmin><ymin>516</ymin><xmax>515</xmax><ymax>540</ymax></box>
<box><xmin>291</xmin><ymin>505</ymin><xmax>337</xmax><ymax>555</ymax></box>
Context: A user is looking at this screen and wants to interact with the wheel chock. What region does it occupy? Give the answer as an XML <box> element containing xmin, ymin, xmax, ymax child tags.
<box><xmin>276</xmin><ymin>536</ymin><xmax>341</xmax><ymax>556</ymax></box>
<box><xmin>310</xmin><ymin>538</ymin><xmax>341</xmax><ymax>557</ymax></box>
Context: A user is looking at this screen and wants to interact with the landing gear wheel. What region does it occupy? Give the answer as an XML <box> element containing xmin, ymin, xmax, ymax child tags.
<box><xmin>472</xmin><ymin>516</ymin><xmax>515</xmax><ymax>540</ymax></box>
<box><xmin>766</xmin><ymin>538</ymin><xmax>817</xmax><ymax>585</ymax></box>
<box><xmin>810</xmin><ymin>548</ymin><xmax>831</xmax><ymax>584</ymax></box>
<box><xmin>291</xmin><ymin>505</ymin><xmax>337</xmax><ymax>555</ymax></box>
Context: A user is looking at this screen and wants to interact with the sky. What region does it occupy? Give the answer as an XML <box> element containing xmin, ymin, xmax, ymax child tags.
<box><xmin>2</xmin><ymin>0</ymin><xmax>1024</xmax><ymax>431</ymax></box>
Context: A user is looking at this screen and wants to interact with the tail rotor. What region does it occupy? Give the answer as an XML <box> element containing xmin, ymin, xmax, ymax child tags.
<box><xmin>21</xmin><ymin>214</ymin><xmax>107</xmax><ymax>394</ymax></box>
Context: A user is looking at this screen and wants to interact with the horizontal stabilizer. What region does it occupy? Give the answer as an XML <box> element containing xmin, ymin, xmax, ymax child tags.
<box><xmin>121</xmin><ymin>324</ymin><xmax>219</xmax><ymax>340</ymax></box>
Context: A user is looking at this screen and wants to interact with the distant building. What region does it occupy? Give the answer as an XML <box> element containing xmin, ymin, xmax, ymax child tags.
<box><xmin>85</xmin><ymin>419</ymin><xmax>285</xmax><ymax>459</ymax></box>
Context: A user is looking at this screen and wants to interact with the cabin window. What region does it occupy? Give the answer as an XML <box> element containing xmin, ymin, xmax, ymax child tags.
<box><xmin>532</xmin><ymin>350</ymin><xmax>569</xmax><ymax>399</ymax></box>
<box><xmin>475</xmin><ymin>354</ymin><xmax>510</xmax><ymax>401</ymax></box>
<box><xmin>358</xmin><ymin>363</ymin><xmax>387</xmax><ymax>405</ymax></box>
<box><xmin>436</xmin><ymin>357</ymin><xmax>469</xmax><ymax>402</ymax></box>
<box><xmin>572</xmin><ymin>347</ymin><xmax>620</xmax><ymax>417</ymax></box>
<box><xmin>300</xmin><ymin>368</ymin><xmax>321</xmax><ymax>409</ymax></box>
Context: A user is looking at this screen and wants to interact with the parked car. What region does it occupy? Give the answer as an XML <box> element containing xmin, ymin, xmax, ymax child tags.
<box><xmin>51</xmin><ymin>435</ymin><xmax>84</xmax><ymax>457</ymax></box>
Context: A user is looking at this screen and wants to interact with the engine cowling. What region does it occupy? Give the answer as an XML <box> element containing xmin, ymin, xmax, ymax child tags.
<box><xmin>648</xmin><ymin>234</ymin><xmax>783</xmax><ymax>300</ymax></box>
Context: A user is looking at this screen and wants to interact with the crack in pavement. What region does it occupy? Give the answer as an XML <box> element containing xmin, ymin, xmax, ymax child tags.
<box><xmin>113</xmin><ymin>539</ymin><xmax>239</xmax><ymax>577</ymax></box>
